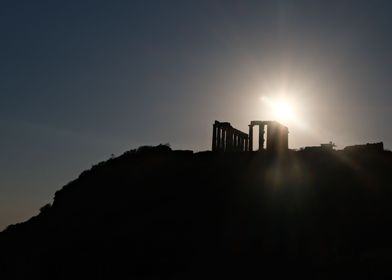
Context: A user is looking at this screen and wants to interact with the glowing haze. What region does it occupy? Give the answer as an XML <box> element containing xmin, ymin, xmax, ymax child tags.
<box><xmin>1</xmin><ymin>1</ymin><xmax>392</xmax><ymax>230</ymax></box>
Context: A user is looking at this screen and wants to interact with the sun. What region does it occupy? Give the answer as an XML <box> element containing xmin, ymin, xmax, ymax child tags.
<box><xmin>259</xmin><ymin>96</ymin><xmax>296</xmax><ymax>124</ymax></box>
<box><xmin>271</xmin><ymin>99</ymin><xmax>294</xmax><ymax>123</ymax></box>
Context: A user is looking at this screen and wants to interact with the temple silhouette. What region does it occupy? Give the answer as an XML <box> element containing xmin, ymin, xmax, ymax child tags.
<box><xmin>212</xmin><ymin>120</ymin><xmax>384</xmax><ymax>153</ymax></box>
<box><xmin>212</xmin><ymin>120</ymin><xmax>289</xmax><ymax>152</ymax></box>
<box><xmin>212</xmin><ymin>121</ymin><xmax>289</xmax><ymax>152</ymax></box>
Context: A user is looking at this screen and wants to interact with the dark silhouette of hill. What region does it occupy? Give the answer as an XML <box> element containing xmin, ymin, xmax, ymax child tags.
<box><xmin>1</xmin><ymin>144</ymin><xmax>392</xmax><ymax>279</ymax></box>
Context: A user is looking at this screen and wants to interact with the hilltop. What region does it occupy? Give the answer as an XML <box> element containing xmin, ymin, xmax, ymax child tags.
<box><xmin>1</xmin><ymin>145</ymin><xmax>392</xmax><ymax>279</ymax></box>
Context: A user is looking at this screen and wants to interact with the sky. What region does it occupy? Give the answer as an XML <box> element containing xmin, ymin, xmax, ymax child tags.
<box><xmin>1</xmin><ymin>0</ymin><xmax>392</xmax><ymax>230</ymax></box>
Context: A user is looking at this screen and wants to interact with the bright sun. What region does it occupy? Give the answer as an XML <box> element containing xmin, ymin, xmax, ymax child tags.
<box><xmin>260</xmin><ymin>96</ymin><xmax>296</xmax><ymax>124</ymax></box>
<box><xmin>272</xmin><ymin>99</ymin><xmax>294</xmax><ymax>122</ymax></box>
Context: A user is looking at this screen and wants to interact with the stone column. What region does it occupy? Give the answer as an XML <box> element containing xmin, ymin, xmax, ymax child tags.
<box><xmin>221</xmin><ymin>128</ymin><xmax>226</xmax><ymax>151</ymax></box>
<box><xmin>212</xmin><ymin>123</ymin><xmax>217</xmax><ymax>151</ymax></box>
<box><xmin>226</xmin><ymin>128</ymin><xmax>233</xmax><ymax>151</ymax></box>
<box><xmin>216</xmin><ymin>127</ymin><xmax>221</xmax><ymax>151</ymax></box>
<box><xmin>224</xmin><ymin>129</ymin><xmax>229</xmax><ymax>151</ymax></box>
<box><xmin>248</xmin><ymin>125</ymin><xmax>253</xmax><ymax>151</ymax></box>
<box><xmin>259</xmin><ymin>125</ymin><xmax>265</xmax><ymax>151</ymax></box>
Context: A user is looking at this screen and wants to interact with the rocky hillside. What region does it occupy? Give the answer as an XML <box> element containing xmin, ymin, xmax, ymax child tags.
<box><xmin>1</xmin><ymin>145</ymin><xmax>392</xmax><ymax>279</ymax></box>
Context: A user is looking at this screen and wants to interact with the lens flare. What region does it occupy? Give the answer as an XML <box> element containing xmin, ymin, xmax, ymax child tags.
<box><xmin>260</xmin><ymin>96</ymin><xmax>296</xmax><ymax>124</ymax></box>
<box><xmin>271</xmin><ymin>99</ymin><xmax>294</xmax><ymax>123</ymax></box>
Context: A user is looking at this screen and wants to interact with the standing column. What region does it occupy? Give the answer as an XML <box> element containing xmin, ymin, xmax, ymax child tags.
<box><xmin>248</xmin><ymin>125</ymin><xmax>253</xmax><ymax>151</ymax></box>
<box><xmin>223</xmin><ymin>128</ymin><xmax>228</xmax><ymax>151</ymax></box>
<box><xmin>217</xmin><ymin>127</ymin><xmax>221</xmax><ymax>151</ymax></box>
<box><xmin>226</xmin><ymin>128</ymin><xmax>233</xmax><ymax>151</ymax></box>
<box><xmin>222</xmin><ymin>128</ymin><xmax>225</xmax><ymax>151</ymax></box>
<box><xmin>259</xmin><ymin>125</ymin><xmax>265</xmax><ymax>151</ymax></box>
<box><xmin>212</xmin><ymin>123</ymin><xmax>217</xmax><ymax>151</ymax></box>
<box><xmin>245</xmin><ymin>138</ymin><xmax>249</xmax><ymax>151</ymax></box>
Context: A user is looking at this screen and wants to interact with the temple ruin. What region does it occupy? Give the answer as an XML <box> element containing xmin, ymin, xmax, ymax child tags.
<box><xmin>212</xmin><ymin>121</ymin><xmax>249</xmax><ymax>152</ymax></box>
<box><xmin>212</xmin><ymin>120</ymin><xmax>289</xmax><ymax>152</ymax></box>
<box><xmin>249</xmin><ymin>121</ymin><xmax>289</xmax><ymax>153</ymax></box>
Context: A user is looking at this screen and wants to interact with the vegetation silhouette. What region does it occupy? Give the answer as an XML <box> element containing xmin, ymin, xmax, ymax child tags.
<box><xmin>1</xmin><ymin>144</ymin><xmax>392</xmax><ymax>279</ymax></box>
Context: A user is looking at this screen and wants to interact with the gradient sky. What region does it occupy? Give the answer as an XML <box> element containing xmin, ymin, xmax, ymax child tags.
<box><xmin>1</xmin><ymin>0</ymin><xmax>392</xmax><ymax>230</ymax></box>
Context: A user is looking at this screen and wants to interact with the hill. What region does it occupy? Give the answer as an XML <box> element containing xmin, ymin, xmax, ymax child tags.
<box><xmin>1</xmin><ymin>145</ymin><xmax>392</xmax><ymax>279</ymax></box>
